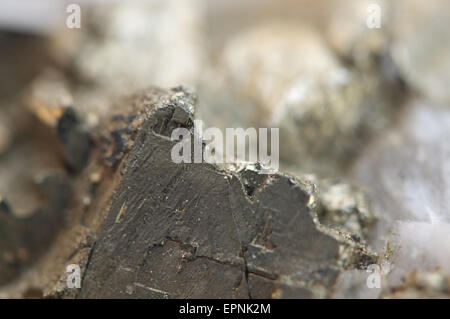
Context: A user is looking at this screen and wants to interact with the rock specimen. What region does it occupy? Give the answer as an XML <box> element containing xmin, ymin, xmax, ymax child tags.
<box><xmin>74</xmin><ymin>87</ymin><xmax>376</xmax><ymax>298</ymax></box>
<box><xmin>0</xmin><ymin>87</ymin><xmax>377</xmax><ymax>298</ymax></box>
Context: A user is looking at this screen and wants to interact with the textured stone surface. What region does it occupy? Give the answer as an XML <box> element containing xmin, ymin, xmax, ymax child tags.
<box><xmin>326</xmin><ymin>0</ymin><xmax>389</xmax><ymax>70</ymax></box>
<box><xmin>0</xmin><ymin>173</ymin><xmax>72</xmax><ymax>286</ymax></box>
<box><xmin>73</xmin><ymin>87</ymin><xmax>375</xmax><ymax>299</ymax></box>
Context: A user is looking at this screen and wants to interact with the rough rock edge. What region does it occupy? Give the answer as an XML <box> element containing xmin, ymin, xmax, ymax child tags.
<box><xmin>0</xmin><ymin>86</ymin><xmax>376</xmax><ymax>298</ymax></box>
<box><xmin>73</xmin><ymin>87</ymin><xmax>376</xmax><ymax>298</ymax></box>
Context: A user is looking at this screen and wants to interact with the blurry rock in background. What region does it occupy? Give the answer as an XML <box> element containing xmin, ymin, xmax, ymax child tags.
<box><xmin>389</xmin><ymin>222</ymin><xmax>450</xmax><ymax>283</ymax></box>
<box><xmin>354</xmin><ymin>102</ymin><xmax>450</xmax><ymax>226</ymax></box>
<box><xmin>200</xmin><ymin>20</ymin><xmax>403</xmax><ymax>176</ymax></box>
<box><xmin>391</xmin><ymin>0</ymin><xmax>450</xmax><ymax>104</ymax></box>
<box><xmin>0</xmin><ymin>111</ymin><xmax>13</xmax><ymax>155</ymax></box>
<box><xmin>386</xmin><ymin>270</ymin><xmax>450</xmax><ymax>299</ymax></box>
<box><xmin>1</xmin><ymin>0</ymin><xmax>408</xmax><ymax>177</ymax></box>
<box><xmin>352</xmin><ymin>101</ymin><xmax>450</xmax><ymax>267</ymax></box>
<box><xmin>0</xmin><ymin>0</ymin><xmax>449</xmax><ymax>298</ymax></box>
<box><xmin>27</xmin><ymin>69</ymin><xmax>72</xmax><ymax>127</ymax></box>
<box><xmin>316</xmin><ymin>179</ymin><xmax>376</xmax><ymax>241</ymax></box>
<box><xmin>46</xmin><ymin>0</ymin><xmax>207</xmax><ymax>127</ymax></box>
<box><xmin>72</xmin><ymin>0</ymin><xmax>205</xmax><ymax>91</ymax></box>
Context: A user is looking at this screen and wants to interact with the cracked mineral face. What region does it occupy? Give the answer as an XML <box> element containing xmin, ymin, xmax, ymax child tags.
<box><xmin>170</xmin><ymin>119</ymin><xmax>280</xmax><ymax>171</ymax></box>
<box><xmin>0</xmin><ymin>0</ymin><xmax>448</xmax><ymax>301</ymax></box>
<box><xmin>76</xmin><ymin>88</ymin><xmax>376</xmax><ymax>298</ymax></box>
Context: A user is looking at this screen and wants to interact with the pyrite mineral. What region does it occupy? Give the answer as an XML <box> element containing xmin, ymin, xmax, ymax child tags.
<box><xmin>75</xmin><ymin>87</ymin><xmax>376</xmax><ymax>298</ymax></box>
<box><xmin>0</xmin><ymin>87</ymin><xmax>377</xmax><ymax>298</ymax></box>
<box><xmin>352</xmin><ymin>101</ymin><xmax>450</xmax><ymax>297</ymax></box>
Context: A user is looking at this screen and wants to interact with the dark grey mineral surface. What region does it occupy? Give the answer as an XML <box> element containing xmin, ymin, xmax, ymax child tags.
<box><xmin>75</xmin><ymin>88</ymin><xmax>375</xmax><ymax>298</ymax></box>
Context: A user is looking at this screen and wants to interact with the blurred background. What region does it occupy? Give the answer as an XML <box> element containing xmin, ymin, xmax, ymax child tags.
<box><xmin>0</xmin><ymin>0</ymin><xmax>449</xmax><ymax>298</ymax></box>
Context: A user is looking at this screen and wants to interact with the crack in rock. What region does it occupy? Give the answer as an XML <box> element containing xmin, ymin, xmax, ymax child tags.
<box><xmin>75</xmin><ymin>87</ymin><xmax>376</xmax><ymax>299</ymax></box>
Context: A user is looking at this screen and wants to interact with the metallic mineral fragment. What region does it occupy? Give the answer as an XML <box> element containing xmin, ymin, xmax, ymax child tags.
<box><xmin>1</xmin><ymin>0</ymin><xmax>449</xmax><ymax>300</ymax></box>
<box><xmin>75</xmin><ymin>88</ymin><xmax>376</xmax><ymax>298</ymax></box>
